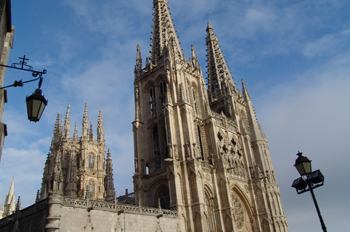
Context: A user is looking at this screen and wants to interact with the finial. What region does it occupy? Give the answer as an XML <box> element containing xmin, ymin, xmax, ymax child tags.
<box><xmin>207</xmin><ymin>21</ymin><xmax>213</xmax><ymax>31</ymax></box>
<box><xmin>84</xmin><ymin>102</ymin><xmax>88</xmax><ymax>118</ymax></box>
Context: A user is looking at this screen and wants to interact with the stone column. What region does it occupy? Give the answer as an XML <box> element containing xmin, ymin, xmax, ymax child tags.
<box><xmin>45</xmin><ymin>193</ymin><xmax>62</xmax><ymax>232</ymax></box>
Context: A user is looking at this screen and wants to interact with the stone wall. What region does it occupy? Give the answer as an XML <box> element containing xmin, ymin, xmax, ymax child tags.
<box><xmin>57</xmin><ymin>196</ymin><xmax>180</xmax><ymax>231</ymax></box>
<box><xmin>0</xmin><ymin>195</ymin><xmax>180</xmax><ymax>232</ymax></box>
<box><xmin>0</xmin><ymin>199</ymin><xmax>48</xmax><ymax>232</ymax></box>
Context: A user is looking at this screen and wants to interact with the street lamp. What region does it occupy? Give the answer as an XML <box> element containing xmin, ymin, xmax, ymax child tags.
<box><xmin>291</xmin><ymin>151</ymin><xmax>327</xmax><ymax>232</ymax></box>
<box><xmin>0</xmin><ymin>55</ymin><xmax>48</xmax><ymax>122</ymax></box>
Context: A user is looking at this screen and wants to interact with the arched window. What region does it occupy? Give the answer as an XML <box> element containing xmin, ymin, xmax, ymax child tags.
<box><xmin>153</xmin><ymin>126</ymin><xmax>161</xmax><ymax>169</ymax></box>
<box><xmin>150</xmin><ymin>87</ymin><xmax>156</xmax><ymax>116</ymax></box>
<box><xmin>197</xmin><ymin>125</ymin><xmax>204</xmax><ymax>160</ymax></box>
<box><xmin>88</xmin><ymin>153</ymin><xmax>95</xmax><ymax>169</ymax></box>
<box><xmin>192</xmin><ymin>87</ymin><xmax>198</xmax><ymax>114</ymax></box>
<box><xmin>146</xmin><ymin>163</ymin><xmax>149</xmax><ymax>175</ymax></box>
<box><xmin>160</xmin><ymin>82</ymin><xmax>167</xmax><ymax>106</ymax></box>
<box><xmin>87</xmin><ymin>181</ymin><xmax>95</xmax><ymax>198</ymax></box>
<box><xmin>204</xmin><ymin>188</ymin><xmax>216</xmax><ymax>231</ymax></box>
<box><xmin>157</xmin><ymin>186</ymin><xmax>170</xmax><ymax>209</ymax></box>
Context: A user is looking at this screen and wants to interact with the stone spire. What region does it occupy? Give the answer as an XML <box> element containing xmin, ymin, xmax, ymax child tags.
<box><xmin>242</xmin><ymin>79</ymin><xmax>266</xmax><ymax>141</ymax></box>
<box><xmin>89</xmin><ymin>121</ymin><xmax>94</xmax><ymax>141</ymax></box>
<box><xmin>82</xmin><ymin>103</ymin><xmax>89</xmax><ymax>138</ymax></box>
<box><xmin>52</xmin><ymin>111</ymin><xmax>60</xmax><ymax>145</ymax></box>
<box><xmin>150</xmin><ymin>0</ymin><xmax>182</xmax><ymax>63</ymax></box>
<box><xmin>64</xmin><ymin>104</ymin><xmax>71</xmax><ymax>139</ymax></box>
<box><xmin>3</xmin><ymin>177</ymin><xmax>16</xmax><ymax>216</ymax></box>
<box><xmin>97</xmin><ymin>108</ymin><xmax>105</xmax><ymax>142</ymax></box>
<box><xmin>73</xmin><ymin>122</ymin><xmax>78</xmax><ymax>140</ymax></box>
<box><xmin>206</xmin><ymin>22</ymin><xmax>235</xmax><ymax>103</ymax></box>
<box><xmin>135</xmin><ymin>44</ymin><xmax>142</xmax><ymax>77</ymax></box>
<box><xmin>105</xmin><ymin>149</ymin><xmax>115</xmax><ymax>201</ymax></box>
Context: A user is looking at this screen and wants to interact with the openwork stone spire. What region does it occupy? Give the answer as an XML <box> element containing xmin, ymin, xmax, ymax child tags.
<box><xmin>206</xmin><ymin>22</ymin><xmax>235</xmax><ymax>103</ymax></box>
<box><xmin>150</xmin><ymin>0</ymin><xmax>182</xmax><ymax>63</ymax></box>
<box><xmin>64</xmin><ymin>104</ymin><xmax>71</xmax><ymax>139</ymax></box>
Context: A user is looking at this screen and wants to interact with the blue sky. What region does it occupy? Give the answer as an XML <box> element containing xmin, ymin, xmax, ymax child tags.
<box><xmin>1</xmin><ymin>0</ymin><xmax>350</xmax><ymax>231</ymax></box>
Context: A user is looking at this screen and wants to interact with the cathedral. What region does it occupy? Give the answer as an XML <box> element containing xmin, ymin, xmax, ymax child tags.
<box><xmin>0</xmin><ymin>0</ymin><xmax>288</xmax><ymax>231</ymax></box>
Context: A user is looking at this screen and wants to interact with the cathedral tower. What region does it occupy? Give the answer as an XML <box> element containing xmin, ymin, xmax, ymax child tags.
<box><xmin>40</xmin><ymin>104</ymin><xmax>115</xmax><ymax>201</ymax></box>
<box><xmin>133</xmin><ymin>1</ymin><xmax>288</xmax><ymax>231</ymax></box>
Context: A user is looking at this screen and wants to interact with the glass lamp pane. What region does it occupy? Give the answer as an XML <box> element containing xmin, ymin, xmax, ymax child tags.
<box><xmin>32</xmin><ymin>99</ymin><xmax>42</xmax><ymax>118</ymax></box>
<box><xmin>303</xmin><ymin>161</ymin><xmax>312</xmax><ymax>175</ymax></box>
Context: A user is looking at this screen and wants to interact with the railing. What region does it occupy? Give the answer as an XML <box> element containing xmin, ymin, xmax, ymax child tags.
<box><xmin>62</xmin><ymin>196</ymin><xmax>178</xmax><ymax>218</ymax></box>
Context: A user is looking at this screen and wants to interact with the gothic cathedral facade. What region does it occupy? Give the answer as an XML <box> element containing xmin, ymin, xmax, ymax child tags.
<box><xmin>133</xmin><ymin>0</ymin><xmax>288</xmax><ymax>231</ymax></box>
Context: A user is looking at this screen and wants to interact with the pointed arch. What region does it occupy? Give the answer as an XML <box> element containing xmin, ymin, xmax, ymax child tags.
<box><xmin>231</xmin><ymin>184</ymin><xmax>255</xmax><ymax>231</ymax></box>
<box><xmin>203</xmin><ymin>185</ymin><xmax>216</xmax><ymax>231</ymax></box>
<box><xmin>155</xmin><ymin>185</ymin><xmax>170</xmax><ymax>209</ymax></box>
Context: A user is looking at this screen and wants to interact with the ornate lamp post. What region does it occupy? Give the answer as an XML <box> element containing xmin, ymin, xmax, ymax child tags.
<box><xmin>0</xmin><ymin>55</ymin><xmax>48</xmax><ymax>122</ymax></box>
<box><xmin>291</xmin><ymin>151</ymin><xmax>327</xmax><ymax>232</ymax></box>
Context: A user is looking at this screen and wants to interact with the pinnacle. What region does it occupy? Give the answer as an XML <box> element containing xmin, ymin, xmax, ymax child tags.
<box><xmin>191</xmin><ymin>45</ymin><xmax>197</xmax><ymax>60</ymax></box>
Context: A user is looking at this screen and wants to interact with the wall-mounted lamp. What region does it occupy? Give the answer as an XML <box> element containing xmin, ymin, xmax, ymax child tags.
<box><xmin>0</xmin><ymin>55</ymin><xmax>48</xmax><ymax>122</ymax></box>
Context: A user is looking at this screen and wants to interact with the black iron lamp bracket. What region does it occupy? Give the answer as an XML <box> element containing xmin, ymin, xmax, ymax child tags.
<box><xmin>295</xmin><ymin>180</ymin><xmax>324</xmax><ymax>195</ymax></box>
<box><xmin>0</xmin><ymin>55</ymin><xmax>47</xmax><ymax>89</ymax></box>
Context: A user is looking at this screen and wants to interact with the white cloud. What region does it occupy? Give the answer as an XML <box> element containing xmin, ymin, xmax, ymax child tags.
<box><xmin>302</xmin><ymin>29</ymin><xmax>350</xmax><ymax>58</ymax></box>
<box><xmin>254</xmin><ymin>50</ymin><xmax>350</xmax><ymax>232</ymax></box>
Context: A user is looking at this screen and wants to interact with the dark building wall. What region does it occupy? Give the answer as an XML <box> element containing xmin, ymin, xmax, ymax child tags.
<box><xmin>0</xmin><ymin>199</ymin><xmax>48</xmax><ymax>232</ymax></box>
